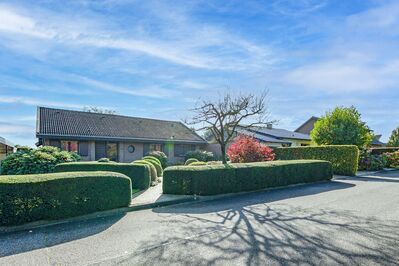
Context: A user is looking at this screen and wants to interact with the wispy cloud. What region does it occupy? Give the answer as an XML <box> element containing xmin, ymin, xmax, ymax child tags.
<box><xmin>0</xmin><ymin>95</ymin><xmax>87</xmax><ymax>109</ymax></box>
<box><xmin>0</xmin><ymin>4</ymin><xmax>275</xmax><ymax>71</ymax></box>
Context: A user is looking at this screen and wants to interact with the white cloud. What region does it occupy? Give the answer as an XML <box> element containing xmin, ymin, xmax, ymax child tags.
<box><xmin>0</xmin><ymin>95</ymin><xmax>86</xmax><ymax>109</ymax></box>
<box><xmin>0</xmin><ymin>4</ymin><xmax>275</xmax><ymax>71</ymax></box>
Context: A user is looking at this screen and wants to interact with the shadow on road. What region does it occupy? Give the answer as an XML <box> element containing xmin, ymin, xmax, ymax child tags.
<box><xmin>94</xmin><ymin>180</ymin><xmax>396</xmax><ymax>265</ymax></box>
<box><xmin>0</xmin><ymin>213</ymin><xmax>125</xmax><ymax>258</ymax></box>
<box><xmin>107</xmin><ymin>181</ymin><xmax>399</xmax><ymax>265</ymax></box>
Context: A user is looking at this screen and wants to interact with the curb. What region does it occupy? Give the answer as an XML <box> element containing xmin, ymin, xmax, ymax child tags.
<box><xmin>0</xmin><ymin>197</ymin><xmax>196</xmax><ymax>234</ymax></box>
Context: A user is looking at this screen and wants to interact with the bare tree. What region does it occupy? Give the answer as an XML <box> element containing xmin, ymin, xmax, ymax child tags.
<box><xmin>186</xmin><ymin>90</ymin><xmax>274</xmax><ymax>164</ymax></box>
<box><xmin>83</xmin><ymin>106</ymin><xmax>117</xmax><ymax>115</ymax></box>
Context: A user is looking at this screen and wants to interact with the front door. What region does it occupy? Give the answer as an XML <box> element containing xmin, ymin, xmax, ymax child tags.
<box><xmin>95</xmin><ymin>142</ymin><xmax>107</xmax><ymax>160</ymax></box>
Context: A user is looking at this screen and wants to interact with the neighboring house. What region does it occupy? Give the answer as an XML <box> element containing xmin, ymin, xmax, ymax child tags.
<box><xmin>0</xmin><ymin>136</ymin><xmax>15</xmax><ymax>161</ymax></box>
<box><xmin>237</xmin><ymin>124</ymin><xmax>312</xmax><ymax>147</ymax></box>
<box><xmin>295</xmin><ymin>116</ymin><xmax>319</xmax><ymax>135</ymax></box>
<box><xmin>295</xmin><ymin>116</ymin><xmax>386</xmax><ymax>147</ymax></box>
<box><xmin>36</xmin><ymin>107</ymin><xmax>207</xmax><ymax>163</ymax></box>
<box><xmin>371</xmin><ymin>135</ymin><xmax>386</xmax><ymax>147</ymax></box>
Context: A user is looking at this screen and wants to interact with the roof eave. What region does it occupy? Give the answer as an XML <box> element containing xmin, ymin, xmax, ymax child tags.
<box><xmin>36</xmin><ymin>133</ymin><xmax>208</xmax><ymax>144</ymax></box>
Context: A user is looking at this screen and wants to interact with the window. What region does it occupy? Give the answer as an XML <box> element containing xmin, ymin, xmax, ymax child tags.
<box><xmin>49</xmin><ymin>140</ymin><xmax>61</xmax><ymax>148</ymax></box>
<box><xmin>61</xmin><ymin>141</ymin><xmax>78</xmax><ymax>152</ymax></box>
<box><xmin>174</xmin><ymin>144</ymin><xmax>196</xmax><ymax>157</ymax></box>
<box><xmin>107</xmin><ymin>142</ymin><xmax>118</xmax><ymax>161</ymax></box>
<box><xmin>149</xmin><ymin>144</ymin><xmax>163</xmax><ymax>152</ymax></box>
<box><xmin>143</xmin><ymin>143</ymin><xmax>164</xmax><ymax>155</ymax></box>
<box><xmin>78</xmin><ymin>142</ymin><xmax>89</xmax><ymax>157</ymax></box>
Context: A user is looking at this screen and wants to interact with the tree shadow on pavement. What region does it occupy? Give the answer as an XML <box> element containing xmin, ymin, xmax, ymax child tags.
<box><xmin>96</xmin><ymin>181</ymin><xmax>399</xmax><ymax>265</ymax></box>
<box><xmin>0</xmin><ymin>213</ymin><xmax>125</xmax><ymax>257</ymax></box>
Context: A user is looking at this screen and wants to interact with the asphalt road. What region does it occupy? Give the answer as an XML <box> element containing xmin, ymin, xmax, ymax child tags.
<box><xmin>1</xmin><ymin>171</ymin><xmax>399</xmax><ymax>265</ymax></box>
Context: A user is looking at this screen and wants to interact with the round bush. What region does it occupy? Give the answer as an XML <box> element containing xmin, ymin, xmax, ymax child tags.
<box><xmin>0</xmin><ymin>146</ymin><xmax>80</xmax><ymax>175</ymax></box>
<box><xmin>133</xmin><ymin>160</ymin><xmax>157</xmax><ymax>182</ymax></box>
<box><xmin>146</xmin><ymin>151</ymin><xmax>168</xmax><ymax>169</ymax></box>
<box><xmin>185</xmin><ymin>158</ymin><xmax>199</xmax><ymax>165</ymax></box>
<box><xmin>98</xmin><ymin>158</ymin><xmax>110</xmax><ymax>163</ymax></box>
<box><xmin>143</xmin><ymin>157</ymin><xmax>163</xmax><ymax>177</ymax></box>
<box><xmin>184</xmin><ymin>150</ymin><xmax>215</xmax><ymax>162</ymax></box>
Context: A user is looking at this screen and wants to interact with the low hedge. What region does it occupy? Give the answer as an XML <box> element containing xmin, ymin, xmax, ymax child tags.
<box><xmin>142</xmin><ymin>157</ymin><xmax>163</xmax><ymax>177</ymax></box>
<box><xmin>0</xmin><ymin>171</ymin><xmax>132</xmax><ymax>226</ymax></box>
<box><xmin>163</xmin><ymin>160</ymin><xmax>332</xmax><ymax>195</ymax></box>
<box><xmin>185</xmin><ymin>158</ymin><xmax>199</xmax><ymax>165</ymax></box>
<box><xmin>132</xmin><ymin>160</ymin><xmax>157</xmax><ymax>182</ymax></box>
<box><xmin>274</xmin><ymin>145</ymin><xmax>359</xmax><ymax>176</ymax></box>
<box><xmin>55</xmin><ymin>162</ymin><xmax>151</xmax><ymax>189</ymax></box>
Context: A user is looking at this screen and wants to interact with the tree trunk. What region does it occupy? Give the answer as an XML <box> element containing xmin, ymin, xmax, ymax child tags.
<box><xmin>221</xmin><ymin>143</ymin><xmax>227</xmax><ymax>164</ymax></box>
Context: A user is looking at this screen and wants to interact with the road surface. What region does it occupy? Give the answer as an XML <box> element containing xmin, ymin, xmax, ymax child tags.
<box><xmin>1</xmin><ymin>171</ymin><xmax>399</xmax><ymax>265</ymax></box>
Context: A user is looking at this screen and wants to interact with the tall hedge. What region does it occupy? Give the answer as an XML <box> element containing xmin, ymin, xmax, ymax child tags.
<box><xmin>55</xmin><ymin>162</ymin><xmax>151</xmax><ymax>189</ymax></box>
<box><xmin>274</xmin><ymin>145</ymin><xmax>359</xmax><ymax>176</ymax></box>
<box><xmin>163</xmin><ymin>160</ymin><xmax>332</xmax><ymax>195</ymax></box>
<box><xmin>0</xmin><ymin>171</ymin><xmax>132</xmax><ymax>226</ymax></box>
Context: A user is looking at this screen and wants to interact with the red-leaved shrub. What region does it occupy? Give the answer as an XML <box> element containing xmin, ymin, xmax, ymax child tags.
<box><xmin>227</xmin><ymin>135</ymin><xmax>275</xmax><ymax>163</ymax></box>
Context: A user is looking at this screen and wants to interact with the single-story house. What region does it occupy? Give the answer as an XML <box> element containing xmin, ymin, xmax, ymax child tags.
<box><xmin>0</xmin><ymin>136</ymin><xmax>15</xmax><ymax>161</ymax></box>
<box><xmin>236</xmin><ymin>124</ymin><xmax>311</xmax><ymax>147</ymax></box>
<box><xmin>36</xmin><ymin>107</ymin><xmax>207</xmax><ymax>163</ymax></box>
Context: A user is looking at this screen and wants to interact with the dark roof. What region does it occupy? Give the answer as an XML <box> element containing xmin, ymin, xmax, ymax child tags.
<box><xmin>371</xmin><ymin>135</ymin><xmax>386</xmax><ymax>146</ymax></box>
<box><xmin>246</xmin><ymin>126</ymin><xmax>311</xmax><ymax>141</ymax></box>
<box><xmin>236</xmin><ymin>128</ymin><xmax>291</xmax><ymax>144</ymax></box>
<box><xmin>0</xmin><ymin>136</ymin><xmax>14</xmax><ymax>147</ymax></box>
<box><xmin>36</xmin><ymin>107</ymin><xmax>206</xmax><ymax>144</ymax></box>
<box><xmin>295</xmin><ymin>116</ymin><xmax>319</xmax><ymax>134</ymax></box>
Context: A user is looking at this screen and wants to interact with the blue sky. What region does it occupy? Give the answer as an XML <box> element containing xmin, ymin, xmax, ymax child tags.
<box><xmin>0</xmin><ymin>0</ymin><xmax>398</xmax><ymax>146</ymax></box>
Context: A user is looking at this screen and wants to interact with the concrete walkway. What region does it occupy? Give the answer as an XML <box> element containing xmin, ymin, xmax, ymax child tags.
<box><xmin>130</xmin><ymin>178</ymin><xmax>193</xmax><ymax>207</ymax></box>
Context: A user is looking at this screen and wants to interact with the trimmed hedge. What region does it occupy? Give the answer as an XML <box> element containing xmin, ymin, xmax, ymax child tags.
<box><xmin>142</xmin><ymin>157</ymin><xmax>163</xmax><ymax>177</ymax></box>
<box><xmin>0</xmin><ymin>171</ymin><xmax>132</xmax><ymax>226</ymax></box>
<box><xmin>55</xmin><ymin>162</ymin><xmax>151</xmax><ymax>189</ymax></box>
<box><xmin>132</xmin><ymin>160</ymin><xmax>157</xmax><ymax>182</ymax></box>
<box><xmin>185</xmin><ymin>158</ymin><xmax>199</xmax><ymax>165</ymax></box>
<box><xmin>274</xmin><ymin>145</ymin><xmax>359</xmax><ymax>176</ymax></box>
<box><xmin>189</xmin><ymin>161</ymin><xmax>207</xmax><ymax>166</ymax></box>
<box><xmin>143</xmin><ymin>156</ymin><xmax>161</xmax><ymax>166</ymax></box>
<box><xmin>146</xmin><ymin>151</ymin><xmax>168</xmax><ymax>169</ymax></box>
<box><xmin>163</xmin><ymin>160</ymin><xmax>332</xmax><ymax>195</ymax></box>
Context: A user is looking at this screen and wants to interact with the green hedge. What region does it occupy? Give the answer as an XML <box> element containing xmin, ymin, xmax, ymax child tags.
<box><xmin>132</xmin><ymin>160</ymin><xmax>157</xmax><ymax>182</ymax></box>
<box><xmin>0</xmin><ymin>171</ymin><xmax>132</xmax><ymax>226</ymax></box>
<box><xmin>142</xmin><ymin>157</ymin><xmax>163</xmax><ymax>177</ymax></box>
<box><xmin>163</xmin><ymin>160</ymin><xmax>332</xmax><ymax>195</ymax></box>
<box><xmin>274</xmin><ymin>145</ymin><xmax>359</xmax><ymax>176</ymax></box>
<box><xmin>185</xmin><ymin>158</ymin><xmax>199</xmax><ymax>165</ymax></box>
<box><xmin>55</xmin><ymin>162</ymin><xmax>151</xmax><ymax>189</ymax></box>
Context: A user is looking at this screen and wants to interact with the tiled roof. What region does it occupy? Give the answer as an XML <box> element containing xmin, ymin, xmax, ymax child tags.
<box><xmin>36</xmin><ymin>107</ymin><xmax>206</xmax><ymax>144</ymax></box>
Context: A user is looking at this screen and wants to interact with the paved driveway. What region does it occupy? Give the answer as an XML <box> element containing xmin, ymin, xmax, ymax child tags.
<box><xmin>1</xmin><ymin>171</ymin><xmax>399</xmax><ymax>265</ymax></box>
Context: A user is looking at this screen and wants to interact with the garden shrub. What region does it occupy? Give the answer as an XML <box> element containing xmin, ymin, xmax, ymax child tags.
<box><xmin>55</xmin><ymin>162</ymin><xmax>151</xmax><ymax>189</ymax></box>
<box><xmin>0</xmin><ymin>171</ymin><xmax>132</xmax><ymax>226</ymax></box>
<box><xmin>189</xmin><ymin>161</ymin><xmax>207</xmax><ymax>166</ymax></box>
<box><xmin>184</xmin><ymin>150</ymin><xmax>215</xmax><ymax>162</ymax></box>
<box><xmin>132</xmin><ymin>160</ymin><xmax>157</xmax><ymax>182</ymax></box>
<box><xmin>1</xmin><ymin>146</ymin><xmax>80</xmax><ymax>175</ymax></box>
<box><xmin>142</xmin><ymin>157</ymin><xmax>163</xmax><ymax>177</ymax></box>
<box><xmin>98</xmin><ymin>158</ymin><xmax>110</xmax><ymax>162</ymax></box>
<box><xmin>146</xmin><ymin>151</ymin><xmax>168</xmax><ymax>169</ymax></box>
<box><xmin>163</xmin><ymin>160</ymin><xmax>332</xmax><ymax>195</ymax></box>
<box><xmin>185</xmin><ymin>158</ymin><xmax>199</xmax><ymax>165</ymax></box>
<box><xmin>143</xmin><ymin>156</ymin><xmax>161</xmax><ymax>166</ymax></box>
<box><xmin>275</xmin><ymin>145</ymin><xmax>359</xmax><ymax>176</ymax></box>
<box><xmin>384</xmin><ymin>151</ymin><xmax>399</xmax><ymax>168</ymax></box>
<box><xmin>227</xmin><ymin>135</ymin><xmax>275</xmax><ymax>163</ymax></box>
<box><xmin>358</xmin><ymin>149</ymin><xmax>386</xmax><ymax>171</ymax></box>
